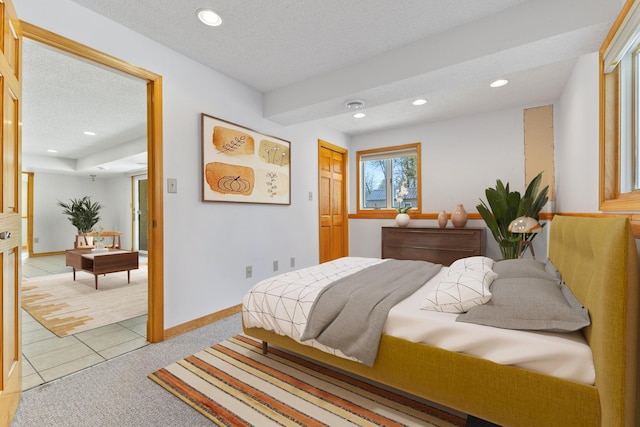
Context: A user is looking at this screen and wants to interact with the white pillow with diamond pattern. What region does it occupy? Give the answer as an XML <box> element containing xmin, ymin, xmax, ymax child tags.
<box><xmin>421</xmin><ymin>269</ymin><xmax>498</xmax><ymax>313</ymax></box>
<box><xmin>448</xmin><ymin>256</ymin><xmax>495</xmax><ymax>273</ymax></box>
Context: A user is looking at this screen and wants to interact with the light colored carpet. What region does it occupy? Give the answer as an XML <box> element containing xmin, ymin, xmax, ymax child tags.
<box><xmin>149</xmin><ymin>335</ymin><xmax>466</xmax><ymax>426</ymax></box>
<box><xmin>12</xmin><ymin>314</ymin><xmax>243</xmax><ymax>427</ymax></box>
<box><xmin>21</xmin><ymin>266</ymin><xmax>147</xmax><ymax>337</ymax></box>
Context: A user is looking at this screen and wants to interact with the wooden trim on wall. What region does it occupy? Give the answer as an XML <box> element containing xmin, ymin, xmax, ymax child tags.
<box><xmin>28</xmin><ymin>251</ymin><xmax>64</xmax><ymax>257</ymax></box>
<box><xmin>355</xmin><ymin>142</ymin><xmax>422</xmax><ymax>215</ymax></box>
<box><xmin>349</xmin><ymin>211</ymin><xmax>483</xmax><ymax>220</ymax></box>
<box><xmin>599</xmin><ymin>0</ymin><xmax>640</xmax><ymax>211</ymax></box>
<box><xmin>146</xmin><ymin>77</ymin><xmax>164</xmax><ymax>343</ymax></box>
<box><xmin>164</xmin><ymin>304</ymin><xmax>241</xmax><ymax>340</ymax></box>
<box><xmin>349</xmin><ymin>211</ymin><xmax>640</xmax><ymax>238</ymax></box>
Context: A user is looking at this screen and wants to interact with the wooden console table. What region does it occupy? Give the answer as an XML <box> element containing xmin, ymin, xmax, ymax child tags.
<box><xmin>65</xmin><ymin>248</ymin><xmax>139</xmax><ymax>289</ymax></box>
<box><xmin>381</xmin><ymin>227</ymin><xmax>485</xmax><ymax>266</ymax></box>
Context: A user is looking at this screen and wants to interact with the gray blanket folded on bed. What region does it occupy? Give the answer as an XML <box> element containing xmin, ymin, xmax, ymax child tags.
<box><xmin>299</xmin><ymin>259</ymin><xmax>441</xmax><ymax>366</ymax></box>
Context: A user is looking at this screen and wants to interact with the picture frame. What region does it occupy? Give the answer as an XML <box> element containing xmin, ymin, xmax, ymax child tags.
<box><xmin>201</xmin><ymin>113</ymin><xmax>291</xmax><ymax>205</ymax></box>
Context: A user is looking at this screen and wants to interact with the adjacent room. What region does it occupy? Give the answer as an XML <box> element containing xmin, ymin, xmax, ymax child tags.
<box><xmin>19</xmin><ymin>36</ymin><xmax>151</xmax><ymax>389</ymax></box>
<box><xmin>4</xmin><ymin>0</ymin><xmax>638</xmax><ymax>426</ymax></box>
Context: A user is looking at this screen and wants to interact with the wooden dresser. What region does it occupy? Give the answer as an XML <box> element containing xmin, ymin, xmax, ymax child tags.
<box><xmin>381</xmin><ymin>227</ymin><xmax>485</xmax><ymax>266</ymax></box>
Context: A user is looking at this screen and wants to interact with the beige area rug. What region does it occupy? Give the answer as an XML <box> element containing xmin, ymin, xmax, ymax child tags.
<box><xmin>21</xmin><ymin>266</ymin><xmax>147</xmax><ymax>337</ymax></box>
<box><xmin>149</xmin><ymin>335</ymin><xmax>466</xmax><ymax>426</ymax></box>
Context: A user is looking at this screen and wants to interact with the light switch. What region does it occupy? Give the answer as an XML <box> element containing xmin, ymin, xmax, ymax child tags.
<box><xmin>167</xmin><ymin>178</ymin><xmax>177</xmax><ymax>193</ymax></box>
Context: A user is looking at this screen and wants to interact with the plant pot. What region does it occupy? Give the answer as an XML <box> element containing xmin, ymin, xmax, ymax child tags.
<box><xmin>395</xmin><ymin>213</ymin><xmax>410</xmax><ymax>227</ymax></box>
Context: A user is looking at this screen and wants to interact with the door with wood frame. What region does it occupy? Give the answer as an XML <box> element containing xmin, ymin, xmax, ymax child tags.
<box><xmin>0</xmin><ymin>0</ymin><xmax>22</xmax><ymax>423</ymax></box>
<box><xmin>318</xmin><ymin>140</ymin><xmax>348</xmax><ymax>263</ymax></box>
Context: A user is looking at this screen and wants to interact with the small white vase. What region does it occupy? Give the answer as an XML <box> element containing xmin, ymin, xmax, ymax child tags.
<box><xmin>395</xmin><ymin>213</ymin><xmax>410</xmax><ymax>227</ymax></box>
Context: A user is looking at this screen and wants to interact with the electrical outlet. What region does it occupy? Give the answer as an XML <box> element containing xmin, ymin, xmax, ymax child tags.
<box><xmin>273</xmin><ymin>260</ymin><xmax>278</xmax><ymax>271</ymax></box>
<box><xmin>246</xmin><ymin>266</ymin><xmax>252</xmax><ymax>278</ymax></box>
<box><xmin>290</xmin><ymin>257</ymin><xmax>295</xmax><ymax>267</ymax></box>
<box><xmin>308</xmin><ymin>191</ymin><xmax>313</xmax><ymax>201</ymax></box>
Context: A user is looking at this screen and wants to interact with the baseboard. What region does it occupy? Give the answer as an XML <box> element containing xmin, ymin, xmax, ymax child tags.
<box><xmin>28</xmin><ymin>250</ymin><xmax>65</xmax><ymax>257</ymax></box>
<box><xmin>163</xmin><ymin>304</ymin><xmax>242</xmax><ymax>339</ymax></box>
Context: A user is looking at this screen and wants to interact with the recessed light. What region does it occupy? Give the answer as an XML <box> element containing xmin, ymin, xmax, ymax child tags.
<box><xmin>46</xmin><ymin>149</ymin><xmax>57</xmax><ymax>153</ymax></box>
<box><xmin>353</xmin><ymin>112</ymin><xmax>366</xmax><ymax>119</ymax></box>
<box><xmin>412</xmin><ymin>99</ymin><xmax>427</xmax><ymax>106</ymax></box>
<box><xmin>490</xmin><ymin>79</ymin><xmax>509</xmax><ymax>88</ymax></box>
<box><xmin>83</xmin><ymin>131</ymin><xmax>96</xmax><ymax>136</ymax></box>
<box><xmin>197</xmin><ymin>9</ymin><xmax>222</xmax><ymax>26</ymax></box>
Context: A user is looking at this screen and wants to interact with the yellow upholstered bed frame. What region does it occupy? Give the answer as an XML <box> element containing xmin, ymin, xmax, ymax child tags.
<box><xmin>243</xmin><ymin>216</ymin><xmax>639</xmax><ymax>426</ymax></box>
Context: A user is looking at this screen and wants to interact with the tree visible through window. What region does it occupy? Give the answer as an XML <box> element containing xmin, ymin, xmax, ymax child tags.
<box><xmin>357</xmin><ymin>143</ymin><xmax>421</xmax><ymax>212</ymax></box>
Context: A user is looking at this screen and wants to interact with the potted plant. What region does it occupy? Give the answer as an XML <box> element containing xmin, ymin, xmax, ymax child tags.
<box><xmin>476</xmin><ymin>172</ymin><xmax>549</xmax><ymax>259</ymax></box>
<box><xmin>57</xmin><ymin>196</ymin><xmax>103</xmax><ymax>235</ymax></box>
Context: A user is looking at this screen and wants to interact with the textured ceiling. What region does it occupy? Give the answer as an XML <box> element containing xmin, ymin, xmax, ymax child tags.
<box><xmin>22</xmin><ymin>38</ymin><xmax>148</xmax><ymax>176</ymax></box>
<box><xmin>22</xmin><ymin>0</ymin><xmax>623</xmax><ymax>176</ymax></box>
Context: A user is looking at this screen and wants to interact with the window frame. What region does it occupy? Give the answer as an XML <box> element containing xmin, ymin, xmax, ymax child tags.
<box><xmin>600</xmin><ymin>0</ymin><xmax>640</xmax><ymax>211</ymax></box>
<box><xmin>356</xmin><ymin>142</ymin><xmax>422</xmax><ymax>217</ymax></box>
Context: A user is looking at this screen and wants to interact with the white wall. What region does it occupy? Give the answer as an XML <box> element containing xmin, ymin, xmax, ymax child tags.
<box><xmin>32</xmin><ymin>173</ymin><xmax>134</xmax><ymax>253</ymax></box>
<box><xmin>16</xmin><ymin>0</ymin><xmax>348</xmax><ymax>329</ymax></box>
<box><xmin>348</xmin><ymin>106</ymin><xmax>542</xmax><ymax>260</ymax></box>
<box><xmin>33</xmin><ymin>173</ymin><xmax>114</xmax><ymax>252</ymax></box>
<box><xmin>554</xmin><ymin>52</ymin><xmax>600</xmax><ymax>212</ymax></box>
<box><xmin>348</xmin><ymin>51</ymin><xmax>604</xmax><ymax>261</ymax></box>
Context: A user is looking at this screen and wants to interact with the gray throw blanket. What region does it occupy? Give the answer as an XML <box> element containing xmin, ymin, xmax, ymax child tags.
<box><xmin>299</xmin><ymin>259</ymin><xmax>441</xmax><ymax>366</ymax></box>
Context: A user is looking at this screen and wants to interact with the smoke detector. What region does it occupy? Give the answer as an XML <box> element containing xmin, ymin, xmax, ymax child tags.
<box><xmin>345</xmin><ymin>100</ymin><xmax>365</xmax><ymax>110</ymax></box>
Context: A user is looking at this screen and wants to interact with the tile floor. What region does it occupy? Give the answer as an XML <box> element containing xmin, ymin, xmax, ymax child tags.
<box><xmin>21</xmin><ymin>252</ymin><xmax>149</xmax><ymax>390</ymax></box>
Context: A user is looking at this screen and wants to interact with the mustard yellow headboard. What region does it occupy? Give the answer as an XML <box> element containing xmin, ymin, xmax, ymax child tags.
<box><xmin>549</xmin><ymin>216</ymin><xmax>639</xmax><ymax>427</ymax></box>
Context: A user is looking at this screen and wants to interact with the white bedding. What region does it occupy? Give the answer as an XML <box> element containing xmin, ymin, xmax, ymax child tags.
<box><xmin>242</xmin><ymin>257</ymin><xmax>595</xmax><ymax>385</ymax></box>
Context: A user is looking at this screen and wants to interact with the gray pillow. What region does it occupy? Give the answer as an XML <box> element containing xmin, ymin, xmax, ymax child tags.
<box><xmin>492</xmin><ymin>259</ymin><xmax>553</xmax><ymax>280</ymax></box>
<box><xmin>456</xmin><ymin>276</ymin><xmax>590</xmax><ymax>332</ymax></box>
<box><xmin>544</xmin><ymin>259</ymin><xmax>562</xmax><ymax>280</ymax></box>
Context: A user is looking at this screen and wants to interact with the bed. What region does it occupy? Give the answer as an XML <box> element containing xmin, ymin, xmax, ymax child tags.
<box><xmin>242</xmin><ymin>216</ymin><xmax>639</xmax><ymax>427</ymax></box>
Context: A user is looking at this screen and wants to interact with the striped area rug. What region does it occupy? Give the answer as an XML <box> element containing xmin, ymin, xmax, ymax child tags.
<box><xmin>149</xmin><ymin>335</ymin><xmax>466</xmax><ymax>426</ymax></box>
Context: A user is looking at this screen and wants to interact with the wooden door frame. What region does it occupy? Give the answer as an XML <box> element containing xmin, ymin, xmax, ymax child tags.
<box><xmin>21</xmin><ymin>23</ymin><xmax>165</xmax><ymax>342</ymax></box>
<box><xmin>317</xmin><ymin>139</ymin><xmax>348</xmax><ymax>261</ymax></box>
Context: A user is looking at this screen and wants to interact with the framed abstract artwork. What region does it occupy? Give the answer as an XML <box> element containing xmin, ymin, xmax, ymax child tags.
<box><xmin>201</xmin><ymin>114</ymin><xmax>291</xmax><ymax>205</ymax></box>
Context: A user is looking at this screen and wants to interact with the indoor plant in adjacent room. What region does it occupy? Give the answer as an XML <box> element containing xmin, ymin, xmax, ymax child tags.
<box><xmin>476</xmin><ymin>172</ymin><xmax>548</xmax><ymax>259</ymax></box>
<box><xmin>57</xmin><ymin>196</ymin><xmax>103</xmax><ymax>245</ymax></box>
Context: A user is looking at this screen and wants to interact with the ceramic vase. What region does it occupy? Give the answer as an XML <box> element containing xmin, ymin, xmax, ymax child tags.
<box><xmin>451</xmin><ymin>204</ymin><xmax>468</xmax><ymax>228</ymax></box>
<box><xmin>395</xmin><ymin>213</ymin><xmax>410</xmax><ymax>228</ymax></box>
<box><xmin>437</xmin><ymin>210</ymin><xmax>448</xmax><ymax>228</ymax></box>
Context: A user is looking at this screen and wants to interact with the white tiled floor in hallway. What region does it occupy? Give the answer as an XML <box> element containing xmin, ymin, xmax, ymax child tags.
<box><xmin>21</xmin><ymin>253</ymin><xmax>149</xmax><ymax>390</ymax></box>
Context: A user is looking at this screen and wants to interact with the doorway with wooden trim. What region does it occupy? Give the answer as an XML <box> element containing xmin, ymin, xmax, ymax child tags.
<box><xmin>21</xmin><ymin>23</ymin><xmax>164</xmax><ymax>348</ymax></box>
<box><xmin>318</xmin><ymin>140</ymin><xmax>348</xmax><ymax>263</ymax></box>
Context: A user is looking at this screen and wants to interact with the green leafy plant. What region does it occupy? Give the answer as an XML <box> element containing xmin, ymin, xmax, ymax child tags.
<box><xmin>57</xmin><ymin>196</ymin><xmax>103</xmax><ymax>234</ymax></box>
<box><xmin>476</xmin><ymin>172</ymin><xmax>549</xmax><ymax>259</ymax></box>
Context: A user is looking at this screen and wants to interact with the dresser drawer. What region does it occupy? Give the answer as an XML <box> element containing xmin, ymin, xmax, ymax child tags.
<box><xmin>381</xmin><ymin>227</ymin><xmax>485</xmax><ymax>266</ymax></box>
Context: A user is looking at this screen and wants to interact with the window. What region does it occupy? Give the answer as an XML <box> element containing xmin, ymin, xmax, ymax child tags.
<box><xmin>356</xmin><ymin>143</ymin><xmax>421</xmax><ymax>214</ymax></box>
<box><xmin>600</xmin><ymin>0</ymin><xmax>640</xmax><ymax>210</ymax></box>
